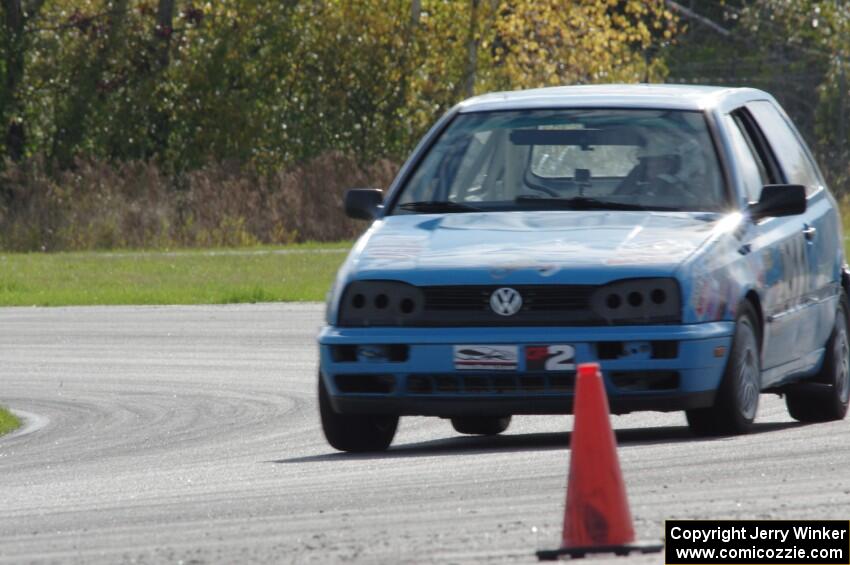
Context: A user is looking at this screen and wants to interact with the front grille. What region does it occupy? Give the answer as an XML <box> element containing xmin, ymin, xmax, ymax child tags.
<box><xmin>331</xmin><ymin>371</ymin><xmax>682</xmax><ymax>396</ymax></box>
<box><xmin>416</xmin><ymin>284</ymin><xmax>602</xmax><ymax>326</ymax></box>
<box><xmin>423</xmin><ymin>285</ymin><xmax>595</xmax><ymax>312</ymax></box>
<box><xmin>407</xmin><ymin>373</ymin><xmax>576</xmax><ymax>395</ymax></box>
<box><xmin>337</xmin><ymin>281</ymin><xmax>681</xmax><ymax>327</ymax></box>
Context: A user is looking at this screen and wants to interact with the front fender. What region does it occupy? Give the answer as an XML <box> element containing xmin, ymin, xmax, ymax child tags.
<box><xmin>676</xmin><ymin>215</ymin><xmax>757</xmax><ymax>324</ymax></box>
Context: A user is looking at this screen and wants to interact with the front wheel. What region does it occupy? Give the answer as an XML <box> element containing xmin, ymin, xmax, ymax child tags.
<box><xmin>785</xmin><ymin>292</ymin><xmax>850</xmax><ymax>422</ymax></box>
<box><xmin>687</xmin><ymin>302</ymin><xmax>761</xmax><ymax>436</ymax></box>
<box><xmin>319</xmin><ymin>377</ymin><xmax>398</xmax><ymax>452</ymax></box>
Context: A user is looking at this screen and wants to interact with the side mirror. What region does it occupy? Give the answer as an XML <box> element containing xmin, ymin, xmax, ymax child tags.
<box><xmin>749</xmin><ymin>184</ymin><xmax>806</xmax><ymax>221</ymax></box>
<box><xmin>345</xmin><ymin>189</ymin><xmax>383</xmax><ymax>221</ymax></box>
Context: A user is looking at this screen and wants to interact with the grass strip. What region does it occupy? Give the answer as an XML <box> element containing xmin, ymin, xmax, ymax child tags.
<box><xmin>9</xmin><ymin>235</ymin><xmax>850</xmax><ymax>307</ymax></box>
<box><xmin>0</xmin><ymin>242</ymin><xmax>351</xmax><ymax>306</ymax></box>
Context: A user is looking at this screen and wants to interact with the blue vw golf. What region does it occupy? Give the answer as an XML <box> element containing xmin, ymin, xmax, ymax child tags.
<box><xmin>318</xmin><ymin>85</ymin><xmax>850</xmax><ymax>452</ymax></box>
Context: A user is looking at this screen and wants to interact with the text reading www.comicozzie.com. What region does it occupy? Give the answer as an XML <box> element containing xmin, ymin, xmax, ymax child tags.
<box><xmin>665</xmin><ymin>520</ymin><xmax>849</xmax><ymax>565</ymax></box>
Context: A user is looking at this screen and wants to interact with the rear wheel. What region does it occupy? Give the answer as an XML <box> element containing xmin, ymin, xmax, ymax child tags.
<box><xmin>785</xmin><ymin>293</ymin><xmax>850</xmax><ymax>422</ymax></box>
<box><xmin>451</xmin><ymin>416</ymin><xmax>511</xmax><ymax>436</ymax></box>
<box><xmin>319</xmin><ymin>377</ymin><xmax>398</xmax><ymax>452</ymax></box>
<box><xmin>687</xmin><ymin>302</ymin><xmax>761</xmax><ymax>436</ymax></box>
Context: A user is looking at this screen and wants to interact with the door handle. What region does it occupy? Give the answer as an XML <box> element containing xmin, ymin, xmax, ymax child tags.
<box><xmin>802</xmin><ymin>225</ymin><xmax>817</xmax><ymax>241</ymax></box>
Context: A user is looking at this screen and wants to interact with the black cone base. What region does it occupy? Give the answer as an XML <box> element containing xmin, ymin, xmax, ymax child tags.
<box><xmin>536</xmin><ymin>540</ymin><xmax>663</xmax><ymax>561</ymax></box>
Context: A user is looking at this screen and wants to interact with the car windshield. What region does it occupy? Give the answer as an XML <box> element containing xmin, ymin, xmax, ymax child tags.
<box><xmin>391</xmin><ymin>109</ymin><xmax>726</xmax><ymax>214</ymax></box>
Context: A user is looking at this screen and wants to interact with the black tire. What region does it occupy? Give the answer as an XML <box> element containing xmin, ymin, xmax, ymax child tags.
<box><xmin>318</xmin><ymin>377</ymin><xmax>398</xmax><ymax>452</ymax></box>
<box><xmin>785</xmin><ymin>292</ymin><xmax>850</xmax><ymax>422</ymax></box>
<box><xmin>450</xmin><ymin>415</ymin><xmax>511</xmax><ymax>436</ymax></box>
<box><xmin>687</xmin><ymin>302</ymin><xmax>761</xmax><ymax>436</ymax></box>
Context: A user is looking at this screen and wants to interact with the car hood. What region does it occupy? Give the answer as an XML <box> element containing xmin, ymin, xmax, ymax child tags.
<box><xmin>348</xmin><ymin>210</ymin><xmax>725</xmax><ymax>285</ymax></box>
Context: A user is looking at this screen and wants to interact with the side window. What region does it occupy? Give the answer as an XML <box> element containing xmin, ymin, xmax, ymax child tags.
<box><xmin>724</xmin><ymin>114</ymin><xmax>766</xmax><ymax>203</ymax></box>
<box><xmin>746</xmin><ymin>100</ymin><xmax>823</xmax><ymax>196</ymax></box>
<box><xmin>732</xmin><ymin>114</ymin><xmax>770</xmax><ymax>187</ymax></box>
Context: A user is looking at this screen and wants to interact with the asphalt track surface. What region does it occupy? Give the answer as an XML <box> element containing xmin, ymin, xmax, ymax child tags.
<box><xmin>1</xmin><ymin>304</ymin><xmax>849</xmax><ymax>564</ymax></box>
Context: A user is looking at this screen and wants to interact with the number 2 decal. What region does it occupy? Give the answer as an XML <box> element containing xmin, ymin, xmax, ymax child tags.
<box><xmin>545</xmin><ymin>345</ymin><xmax>575</xmax><ymax>370</ymax></box>
<box><xmin>526</xmin><ymin>345</ymin><xmax>576</xmax><ymax>371</ymax></box>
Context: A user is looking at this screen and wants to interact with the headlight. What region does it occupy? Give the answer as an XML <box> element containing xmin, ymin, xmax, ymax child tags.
<box><xmin>590</xmin><ymin>278</ymin><xmax>681</xmax><ymax>324</ymax></box>
<box><xmin>338</xmin><ymin>280</ymin><xmax>424</xmax><ymax>327</ymax></box>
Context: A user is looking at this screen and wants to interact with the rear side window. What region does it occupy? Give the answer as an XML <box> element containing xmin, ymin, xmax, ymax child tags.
<box><xmin>746</xmin><ymin>101</ymin><xmax>823</xmax><ymax>195</ymax></box>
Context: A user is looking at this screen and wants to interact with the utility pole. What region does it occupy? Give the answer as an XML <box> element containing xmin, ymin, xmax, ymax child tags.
<box><xmin>462</xmin><ymin>0</ymin><xmax>480</xmax><ymax>98</ymax></box>
<box><xmin>155</xmin><ymin>0</ymin><xmax>175</xmax><ymax>67</ymax></box>
<box><xmin>838</xmin><ymin>55</ymin><xmax>847</xmax><ymax>158</ymax></box>
<box><xmin>2</xmin><ymin>0</ymin><xmax>26</xmax><ymax>160</ymax></box>
<box><xmin>410</xmin><ymin>0</ymin><xmax>420</xmax><ymax>27</ymax></box>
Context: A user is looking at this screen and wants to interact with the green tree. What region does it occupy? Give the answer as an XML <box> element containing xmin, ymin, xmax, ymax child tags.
<box><xmin>0</xmin><ymin>0</ymin><xmax>47</xmax><ymax>160</ymax></box>
<box><xmin>3</xmin><ymin>0</ymin><xmax>682</xmax><ymax>171</ymax></box>
<box><xmin>665</xmin><ymin>0</ymin><xmax>850</xmax><ymax>191</ymax></box>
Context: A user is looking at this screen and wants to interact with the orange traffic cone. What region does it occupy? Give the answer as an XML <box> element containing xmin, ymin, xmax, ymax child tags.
<box><xmin>536</xmin><ymin>363</ymin><xmax>663</xmax><ymax>560</ymax></box>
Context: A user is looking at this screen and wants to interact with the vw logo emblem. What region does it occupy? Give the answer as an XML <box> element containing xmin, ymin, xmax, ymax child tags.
<box><xmin>490</xmin><ymin>287</ymin><xmax>523</xmax><ymax>316</ymax></box>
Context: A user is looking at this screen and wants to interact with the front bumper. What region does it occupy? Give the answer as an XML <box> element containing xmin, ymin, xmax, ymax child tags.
<box><xmin>317</xmin><ymin>323</ymin><xmax>734</xmax><ymax>416</ymax></box>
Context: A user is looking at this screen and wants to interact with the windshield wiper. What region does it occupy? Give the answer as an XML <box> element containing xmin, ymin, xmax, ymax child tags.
<box><xmin>515</xmin><ymin>196</ymin><xmax>676</xmax><ymax>211</ymax></box>
<box><xmin>398</xmin><ymin>201</ymin><xmax>482</xmax><ymax>213</ymax></box>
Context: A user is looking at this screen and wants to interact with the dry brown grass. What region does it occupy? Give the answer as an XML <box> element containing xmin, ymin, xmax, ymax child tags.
<box><xmin>0</xmin><ymin>152</ymin><xmax>398</xmax><ymax>251</ymax></box>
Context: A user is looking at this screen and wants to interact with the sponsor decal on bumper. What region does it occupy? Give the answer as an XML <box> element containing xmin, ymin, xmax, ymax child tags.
<box><xmin>453</xmin><ymin>345</ymin><xmax>518</xmax><ymax>371</ymax></box>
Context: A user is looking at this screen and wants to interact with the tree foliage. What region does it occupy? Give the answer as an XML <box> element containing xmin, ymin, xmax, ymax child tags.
<box><xmin>665</xmin><ymin>0</ymin><xmax>850</xmax><ymax>191</ymax></box>
<box><xmin>0</xmin><ymin>0</ymin><xmax>677</xmax><ymax>172</ymax></box>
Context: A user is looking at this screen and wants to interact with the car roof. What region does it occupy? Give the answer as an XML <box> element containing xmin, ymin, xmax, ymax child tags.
<box><xmin>457</xmin><ymin>84</ymin><xmax>769</xmax><ymax>113</ymax></box>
